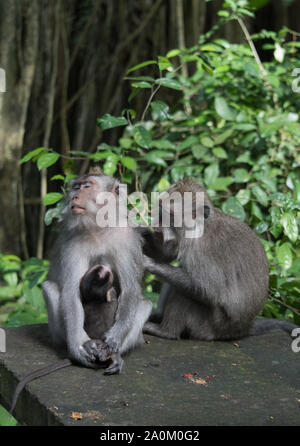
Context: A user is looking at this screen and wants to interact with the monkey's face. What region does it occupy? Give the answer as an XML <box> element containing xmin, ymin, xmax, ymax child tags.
<box><xmin>70</xmin><ymin>177</ymin><xmax>99</xmax><ymax>215</ymax></box>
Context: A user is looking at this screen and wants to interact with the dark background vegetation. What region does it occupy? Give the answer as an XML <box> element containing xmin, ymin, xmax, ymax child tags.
<box><xmin>0</xmin><ymin>0</ymin><xmax>300</xmax><ymax>426</ymax></box>
<box><xmin>0</xmin><ymin>0</ymin><xmax>299</xmax><ymax>258</ymax></box>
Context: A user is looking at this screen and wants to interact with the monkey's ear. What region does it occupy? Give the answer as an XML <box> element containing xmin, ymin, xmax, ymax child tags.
<box><xmin>204</xmin><ymin>205</ymin><xmax>210</xmax><ymax>219</ymax></box>
<box><xmin>88</xmin><ymin>166</ymin><xmax>103</xmax><ymax>175</ymax></box>
<box><xmin>191</xmin><ymin>204</ymin><xmax>210</xmax><ymax>219</ymax></box>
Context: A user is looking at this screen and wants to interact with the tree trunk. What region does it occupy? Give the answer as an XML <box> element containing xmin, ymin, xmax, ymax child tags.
<box><xmin>0</xmin><ymin>0</ymin><xmax>38</xmax><ymax>256</ymax></box>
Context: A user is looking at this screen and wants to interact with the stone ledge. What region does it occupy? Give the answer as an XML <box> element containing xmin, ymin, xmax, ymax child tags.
<box><xmin>0</xmin><ymin>324</ymin><xmax>299</xmax><ymax>426</ymax></box>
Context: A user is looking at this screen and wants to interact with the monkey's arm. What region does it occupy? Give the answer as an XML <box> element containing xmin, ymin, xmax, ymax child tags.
<box><xmin>101</xmin><ymin>252</ymin><xmax>144</xmax><ymax>354</ymax></box>
<box><xmin>144</xmin><ymin>255</ymin><xmax>203</xmax><ymax>300</ymax></box>
<box><xmin>138</xmin><ymin>226</ymin><xmax>178</xmax><ymax>263</ymax></box>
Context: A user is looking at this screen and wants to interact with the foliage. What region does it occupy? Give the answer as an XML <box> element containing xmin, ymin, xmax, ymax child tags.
<box><xmin>5</xmin><ymin>1</ymin><xmax>300</xmax><ymax>325</ymax></box>
<box><xmin>0</xmin><ymin>254</ymin><xmax>48</xmax><ymax>327</ymax></box>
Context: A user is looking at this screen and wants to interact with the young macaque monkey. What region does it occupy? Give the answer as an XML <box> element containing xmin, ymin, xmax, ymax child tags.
<box><xmin>142</xmin><ymin>178</ymin><xmax>297</xmax><ymax>341</ymax></box>
<box><xmin>80</xmin><ymin>263</ymin><xmax>123</xmax><ymax>374</ymax></box>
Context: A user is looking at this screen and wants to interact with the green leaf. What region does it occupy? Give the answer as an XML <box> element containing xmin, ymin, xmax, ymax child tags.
<box><xmin>209</xmin><ymin>176</ymin><xmax>233</xmax><ymax>191</ymax></box>
<box><xmin>274</xmin><ymin>42</ymin><xmax>285</xmax><ymax>63</ymax></box>
<box><xmin>204</xmin><ymin>163</ymin><xmax>219</xmax><ymax>187</ymax></box>
<box><xmin>119</xmin><ymin>138</ymin><xmax>132</xmax><ymax>149</ymax></box>
<box><xmin>37</xmin><ymin>153</ymin><xmax>60</xmax><ymax>170</ymax></box>
<box><xmin>155</xmin><ymin>77</ymin><xmax>182</xmax><ymax>91</ymax></box>
<box><xmin>143</xmin><ymin>151</ymin><xmax>172</xmax><ymax>167</ymax></box>
<box><xmin>127</xmin><ymin>60</ymin><xmax>157</xmax><ymax>74</ymax></box>
<box><xmin>214</xmin><ymin>129</ymin><xmax>233</xmax><ymax>145</ymax></box>
<box><xmin>157</xmin><ymin>176</ymin><xmax>171</xmax><ymax>193</ymax></box>
<box><xmin>151</xmin><ymin>101</ymin><xmax>171</xmax><ymax>121</ymax></box>
<box><xmin>192</xmin><ymin>145</ymin><xmax>207</xmax><ymax>160</ymax></box>
<box><xmin>251</xmin><ymin>202</ymin><xmax>263</xmax><ymax>220</ymax></box>
<box><xmin>236</xmin><ymin>189</ymin><xmax>250</xmax><ymax>206</ymax></box>
<box><xmin>0</xmin><ymin>406</ymin><xmax>18</xmax><ymax>426</ymax></box>
<box><xmin>152</xmin><ymin>139</ymin><xmax>175</xmax><ymax>150</ymax></box>
<box><xmin>133</xmin><ymin>126</ymin><xmax>152</xmax><ymax>149</ymax></box>
<box><xmin>166</xmin><ymin>49</ymin><xmax>181</xmax><ymax>58</ymax></box>
<box><xmin>97</xmin><ymin>114</ymin><xmax>128</xmax><ymax>130</ymax></box>
<box><xmin>233</xmin><ymin>168</ymin><xmax>250</xmax><ymax>183</ymax></box>
<box><xmin>121</xmin><ymin>156</ymin><xmax>136</xmax><ymax>171</ymax></box>
<box><xmin>276</xmin><ymin>242</ymin><xmax>293</xmax><ymax>273</ymax></box>
<box><xmin>19</xmin><ymin>147</ymin><xmax>46</xmax><ymax>165</ymax></box>
<box><xmin>252</xmin><ymin>185</ymin><xmax>269</xmax><ymax>207</ymax></box>
<box><xmin>0</xmin><ymin>285</ymin><xmax>22</xmax><ymax>299</ymax></box>
<box><xmin>200</xmin><ymin>136</ymin><xmax>214</xmax><ymax>148</ymax></box>
<box><xmin>215</xmin><ymin>97</ymin><xmax>237</xmax><ymax>121</ymax></box>
<box><xmin>103</xmin><ymin>154</ymin><xmax>119</xmax><ymax>175</ymax></box>
<box><xmin>222</xmin><ymin>197</ymin><xmax>246</xmax><ymax>221</ymax></box>
<box><xmin>200</xmin><ymin>44</ymin><xmax>222</xmax><ymax>52</ymax></box>
<box><xmin>254</xmin><ymin>222</ymin><xmax>269</xmax><ymax>234</ymax></box>
<box><xmin>44</xmin><ymin>201</ymin><xmax>64</xmax><ymax>226</ymax></box>
<box><xmin>280</xmin><ymin>213</ymin><xmax>299</xmax><ymax>243</ymax></box>
<box><xmin>51</xmin><ymin>174</ymin><xmax>65</xmax><ymax>181</ymax></box>
<box><xmin>178</xmin><ymin>136</ymin><xmax>199</xmax><ymax>151</ymax></box>
<box><xmin>158</xmin><ymin>56</ymin><xmax>172</xmax><ymax>71</ymax></box>
<box><xmin>89</xmin><ymin>151</ymin><xmax>112</xmax><ymax>161</ymax></box>
<box><xmin>131</xmin><ymin>81</ymin><xmax>152</xmax><ymax>89</ymax></box>
<box><xmin>217</xmin><ymin>10</ymin><xmax>230</xmax><ymax>17</ymax></box>
<box><xmin>212</xmin><ymin>147</ymin><xmax>227</xmax><ymax>159</ymax></box>
<box><xmin>42</xmin><ymin>192</ymin><xmax>64</xmax><ymax>206</ymax></box>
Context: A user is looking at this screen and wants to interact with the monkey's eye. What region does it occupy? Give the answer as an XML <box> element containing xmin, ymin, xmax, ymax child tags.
<box><xmin>72</xmin><ymin>183</ymin><xmax>81</xmax><ymax>191</ymax></box>
<box><xmin>82</xmin><ymin>182</ymin><xmax>92</xmax><ymax>188</ymax></box>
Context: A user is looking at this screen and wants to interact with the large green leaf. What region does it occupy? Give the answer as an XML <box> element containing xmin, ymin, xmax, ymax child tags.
<box><xmin>280</xmin><ymin>213</ymin><xmax>299</xmax><ymax>243</ymax></box>
<box><xmin>37</xmin><ymin>153</ymin><xmax>60</xmax><ymax>170</ymax></box>
<box><xmin>276</xmin><ymin>242</ymin><xmax>293</xmax><ymax>273</ymax></box>
<box><xmin>155</xmin><ymin>77</ymin><xmax>182</xmax><ymax>91</ymax></box>
<box><xmin>133</xmin><ymin>126</ymin><xmax>152</xmax><ymax>149</ymax></box>
<box><xmin>204</xmin><ymin>163</ymin><xmax>219</xmax><ymax>187</ymax></box>
<box><xmin>252</xmin><ymin>185</ymin><xmax>269</xmax><ymax>207</ymax></box>
<box><xmin>209</xmin><ymin>177</ymin><xmax>233</xmax><ymax>191</ymax></box>
<box><xmin>97</xmin><ymin>114</ymin><xmax>128</xmax><ymax>130</ymax></box>
<box><xmin>222</xmin><ymin>197</ymin><xmax>246</xmax><ymax>221</ymax></box>
<box><xmin>19</xmin><ymin>147</ymin><xmax>46</xmax><ymax>165</ymax></box>
<box><xmin>121</xmin><ymin>156</ymin><xmax>136</xmax><ymax>171</ymax></box>
<box><xmin>215</xmin><ymin>97</ymin><xmax>237</xmax><ymax>121</ymax></box>
<box><xmin>151</xmin><ymin>101</ymin><xmax>171</xmax><ymax>121</ymax></box>
<box><xmin>42</xmin><ymin>192</ymin><xmax>64</xmax><ymax>206</ymax></box>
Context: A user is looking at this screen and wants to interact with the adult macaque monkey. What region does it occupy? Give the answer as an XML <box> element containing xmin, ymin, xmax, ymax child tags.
<box><xmin>43</xmin><ymin>169</ymin><xmax>152</xmax><ymax>369</ymax></box>
<box><xmin>142</xmin><ymin>178</ymin><xmax>297</xmax><ymax>340</ymax></box>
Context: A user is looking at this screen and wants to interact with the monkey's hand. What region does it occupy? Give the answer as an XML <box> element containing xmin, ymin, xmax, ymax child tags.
<box><xmin>143</xmin><ymin>254</ymin><xmax>159</xmax><ymax>274</ymax></box>
<box><xmin>83</xmin><ymin>339</ymin><xmax>116</xmax><ymax>363</ymax></box>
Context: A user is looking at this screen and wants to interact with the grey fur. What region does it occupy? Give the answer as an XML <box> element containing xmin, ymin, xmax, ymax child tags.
<box><xmin>142</xmin><ymin>179</ymin><xmax>297</xmax><ymax>341</ymax></box>
<box><xmin>43</xmin><ymin>173</ymin><xmax>152</xmax><ymax>369</ymax></box>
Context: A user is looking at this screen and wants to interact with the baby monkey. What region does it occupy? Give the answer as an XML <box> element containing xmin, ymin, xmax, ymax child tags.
<box><xmin>80</xmin><ymin>263</ymin><xmax>123</xmax><ymax>374</ymax></box>
<box><xmin>10</xmin><ymin>263</ymin><xmax>119</xmax><ymax>414</ymax></box>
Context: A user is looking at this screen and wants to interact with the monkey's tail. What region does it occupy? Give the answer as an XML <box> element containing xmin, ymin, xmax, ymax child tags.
<box><xmin>10</xmin><ymin>358</ymin><xmax>72</xmax><ymax>414</ymax></box>
<box><xmin>249</xmin><ymin>318</ymin><xmax>297</xmax><ymax>337</ymax></box>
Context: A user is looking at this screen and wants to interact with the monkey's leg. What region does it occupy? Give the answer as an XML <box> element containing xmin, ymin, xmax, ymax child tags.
<box><xmin>149</xmin><ymin>283</ymin><xmax>170</xmax><ymax>323</ymax></box>
<box><xmin>42</xmin><ymin>281</ymin><xmax>65</xmax><ymax>347</ymax></box>
<box><xmin>120</xmin><ymin>299</ymin><xmax>153</xmax><ymax>354</ymax></box>
<box><xmin>143</xmin><ymin>322</ymin><xmax>178</xmax><ymax>340</ymax></box>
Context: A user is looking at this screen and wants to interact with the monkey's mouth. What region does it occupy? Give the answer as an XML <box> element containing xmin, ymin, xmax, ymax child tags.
<box><xmin>71</xmin><ymin>205</ymin><xmax>86</xmax><ymax>215</ymax></box>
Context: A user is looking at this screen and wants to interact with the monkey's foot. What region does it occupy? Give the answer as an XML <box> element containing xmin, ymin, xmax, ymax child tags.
<box><xmin>143</xmin><ymin>322</ymin><xmax>178</xmax><ymax>340</ymax></box>
<box><xmin>103</xmin><ymin>355</ymin><xmax>124</xmax><ymax>375</ymax></box>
